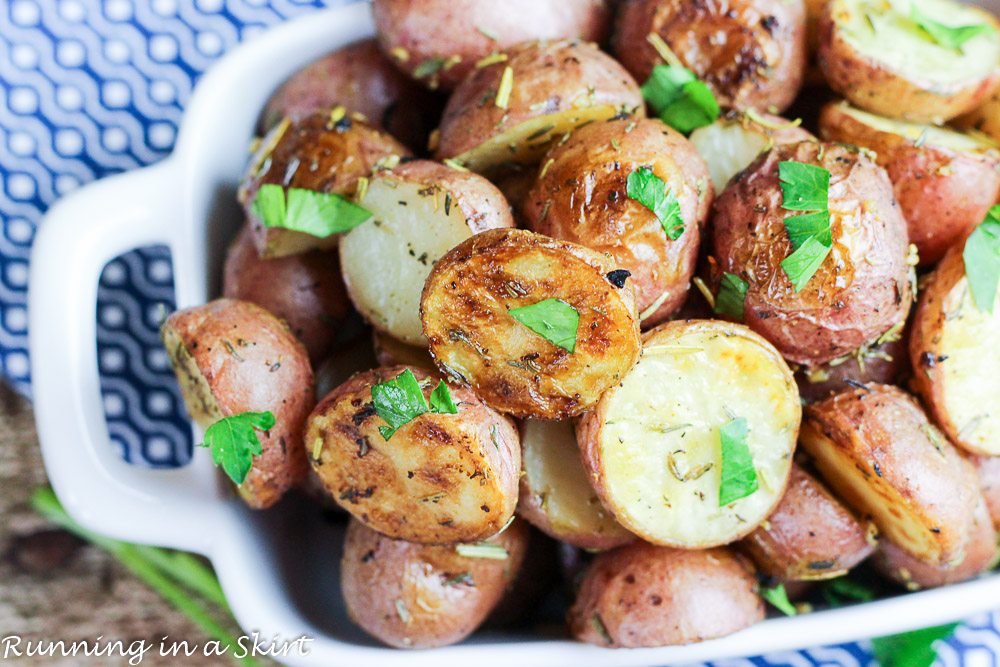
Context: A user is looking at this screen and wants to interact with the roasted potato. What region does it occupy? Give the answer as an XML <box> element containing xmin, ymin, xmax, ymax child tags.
<box><xmin>518</xmin><ymin>419</ymin><xmax>635</xmax><ymax>550</ymax></box>
<box><xmin>258</xmin><ymin>38</ymin><xmax>440</xmax><ymax>150</ymax></box>
<box><xmin>339</xmin><ymin>160</ymin><xmax>514</xmax><ymax>345</ymax></box>
<box><xmin>161</xmin><ymin>299</ymin><xmax>314</xmax><ymax>509</ymax></box>
<box><xmin>420</xmin><ymin>228</ymin><xmax>642</xmax><ymax>419</ymax></box>
<box><xmin>910</xmin><ymin>242</ymin><xmax>1000</xmax><ymax>456</ymax></box>
<box><xmin>689</xmin><ymin>110</ymin><xmax>816</xmax><ymax>193</ymax></box>
<box><xmin>577</xmin><ymin>319</ymin><xmax>801</xmax><ymax>548</ymax></box>
<box><xmin>740</xmin><ymin>464</ymin><xmax>875</xmax><ymax>581</ymax></box>
<box><xmin>436</xmin><ymin>40</ymin><xmax>645</xmax><ymax>172</ymax></box>
<box><xmin>817</xmin><ymin>0</ymin><xmax>1000</xmax><ymax>123</ymax></box>
<box><xmin>222</xmin><ymin>225</ymin><xmax>350</xmax><ymax>364</ymax></box>
<box><xmin>800</xmin><ymin>384</ymin><xmax>981</xmax><ymax>567</ymax></box>
<box><xmin>314</xmin><ymin>335</ymin><xmax>379</xmax><ymax>401</ymax></box>
<box><xmin>819</xmin><ymin>100</ymin><xmax>1000</xmax><ymax>264</ymax></box>
<box><xmin>524</xmin><ymin>118</ymin><xmax>709</xmax><ymax>326</ymax></box>
<box><xmin>372</xmin><ymin>0</ymin><xmax>611</xmax><ymax>91</ymax></box>
<box><xmin>569</xmin><ymin>542</ymin><xmax>764</xmax><ymax>648</ymax></box>
<box><xmin>613</xmin><ymin>0</ymin><xmax>807</xmax><ymax>112</ymax></box>
<box><xmin>372</xmin><ymin>330</ymin><xmax>433</xmax><ymax>369</ymax></box>
<box><xmin>239</xmin><ymin>111</ymin><xmax>411</xmax><ymax>258</ymax></box>
<box><xmin>956</xmin><ymin>90</ymin><xmax>1000</xmax><ymax>144</ymax></box>
<box><xmin>972</xmin><ymin>454</ymin><xmax>1000</xmax><ymax>532</ymax></box>
<box><xmin>307</xmin><ymin>365</ymin><xmax>520</xmax><ymax>543</ymax></box>
<box><xmin>874</xmin><ymin>496</ymin><xmax>997</xmax><ymax>589</ymax></box>
<box><xmin>341</xmin><ymin>518</ymin><xmax>529</xmax><ymax>648</ymax></box>
<box><xmin>711</xmin><ymin>140</ymin><xmax>912</xmax><ymax>366</ymax></box>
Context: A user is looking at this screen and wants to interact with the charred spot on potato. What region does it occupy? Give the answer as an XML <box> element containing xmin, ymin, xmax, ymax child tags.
<box><xmin>606</xmin><ymin>269</ymin><xmax>632</xmax><ymax>288</ymax></box>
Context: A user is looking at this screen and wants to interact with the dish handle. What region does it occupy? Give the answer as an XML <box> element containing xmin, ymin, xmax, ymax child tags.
<box><xmin>29</xmin><ymin>161</ymin><xmax>222</xmax><ymax>555</ymax></box>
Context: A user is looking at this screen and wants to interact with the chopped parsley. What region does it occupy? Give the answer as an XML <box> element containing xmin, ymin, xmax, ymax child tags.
<box><xmin>872</xmin><ymin>623</ymin><xmax>959</xmax><ymax>667</ymax></box>
<box><xmin>715</xmin><ymin>272</ymin><xmax>748</xmax><ymax>320</ymax></box>
<box><xmin>963</xmin><ymin>205</ymin><xmax>1000</xmax><ymax>313</ymax></box>
<box><xmin>199</xmin><ymin>411</ymin><xmax>275</xmax><ymax>485</ymax></box>
<box><xmin>761</xmin><ymin>583</ymin><xmax>797</xmax><ymax>616</ymax></box>
<box><xmin>718</xmin><ymin>417</ymin><xmax>758</xmax><ymax>506</ymax></box>
<box><xmin>641</xmin><ymin>64</ymin><xmax>720</xmax><ymax>134</ymax></box>
<box><xmin>251</xmin><ymin>184</ymin><xmax>371</xmax><ymax>238</ymax></box>
<box><xmin>371</xmin><ymin>369</ymin><xmax>457</xmax><ymax>440</ymax></box>
<box><xmin>911</xmin><ymin>4</ymin><xmax>991</xmax><ymax>51</ymax></box>
<box><xmin>626</xmin><ymin>166</ymin><xmax>685</xmax><ymax>240</ymax></box>
<box><xmin>509</xmin><ymin>298</ymin><xmax>580</xmax><ymax>353</ymax></box>
<box><xmin>778</xmin><ymin>161</ymin><xmax>833</xmax><ymax>291</ymax></box>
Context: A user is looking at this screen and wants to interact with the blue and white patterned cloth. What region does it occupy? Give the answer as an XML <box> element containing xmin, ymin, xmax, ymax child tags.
<box><xmin>4</xmin><ymin>1</ymin><xmax>1000</xmax><ymax>664</ymax></box>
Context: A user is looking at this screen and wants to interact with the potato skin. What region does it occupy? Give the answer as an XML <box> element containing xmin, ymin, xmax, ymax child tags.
<box><xmin>372</xmin><ymin>330</ymin><xmax>433</xmax><ymax>369</ymax></box>
<box><xmin>956</xmin><ymin>91</ymin><xmax>1000</xmax><ymax>144</ymax></box>
<box><xmin>971</xmin><ymin>454</ymin><xmax>1000</xmax><ymax>532</ymax></box>
<box><xmin>258</xmin><ymin>39</ymin><xmax>440</xmax><ymax>150</ymax></box>
<box><xmin>420</xmin><ymin>228</ymin><xmax>641</xmax><ymax>419</ymax></box>
<box><xmin>613</xmin><ymin>0</ymin><xmax>807</xmax><ymax>112</ymax></box>
<box><xmin>372</xmin><ymin>0</ymin><xmax>611</xmax><ymax>91</ymax></box>
<box><xmin>239</xmin><ymin>111</ymin><xmax>411</xmax><ymax>257</ymax></box>
<box><xmin>819</xmin><ymin>101</ymin><xmax>1000</xmax><ymax>264</ymax></box>
<box><xmin>524</xmin><ymin>118</ymin><xmax>711</xmax><ymax>325</ymax></box>
<box><xmin>795</xmin><ymin>323</ymin><xmax>909</xmax><ymax>402</ymax></box>
<box><xmin>222</xmin><ymin>226</ymin><xmax>350</xmax><ymax>364</ymax></box>
<box><xmin>161</xmin><ymin>299</ymin><xmax>314</xmax><ymax>509</ymax></box>
<box><xmin>306</xmin><ymin>366</ymin><xmax>520</xmax><ymax>544</ymax></box>
<box><xmin>711</xmin><ymin>140</ymin><xmax>912</xmax><ymax>365</ymax></box>
<box><xmin>740</xmin><ymin>464</ymin><xmax>875</xmax><ymax>581</ymax></box>
<box><xmin>341</xmin><ymin>518</ymin><xmax>529</xmax><ymax>649</ymax></box>
<box><xmin>569</xmin><ymin>543</ymin><xmax>764</xmax><ymax>648</ymax></box>
<box><xmin>436</xmin><ymin>40</ymin><xmax>644</xmax><ymax>169</ymax></box>
<box><xmin>801</xmin><ymin>384</ymin><xmax>980</xmax><ymax>567</ymax></box>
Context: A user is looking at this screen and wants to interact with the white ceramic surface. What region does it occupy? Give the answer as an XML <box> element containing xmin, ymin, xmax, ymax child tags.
<box><xmin>28</xmin><ymin>3</ymin><xmax>1000</xmax><ymax>666</ymax></box>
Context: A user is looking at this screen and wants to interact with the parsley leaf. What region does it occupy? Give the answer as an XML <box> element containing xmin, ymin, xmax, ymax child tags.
<box><xmin>761</xmin><ymin>584</ymin><xmax>797</xmax><ymax>616</ymax></box>
<box><xmin>641</xmin><ymin>64</ymin><xmax>720</xmax><ymax>134</ymax></box>
<box><xmin>715</xmin><ymin>272</ymin><xmax>748</xmax><ymax>320</ymax></box>
<box><xmin>509</xmin><ymin>298</ymin><xmax>580</xmax><ymax>353</ymax></box>
<box><xmin>963</xmin><ymin>205</ymin><xmax>1000</xmax><ymax>313</ymax></box>
<box><xmin>911</xmin><ymin>4</ymin><xmax>991</xmax><ymax>50</ymax></box>
<box><xmin>781</xmin><ymin>235</ymin><xmax>832</xmax><ymax>292</ymax></box>
<box><xmin>820</xmin><ymin>576</ymin><xmax>876</xmax><ymax>606</ymax></box>
<box><xmin>626</xmin><ymin>167</ymin><xmax>685</xmax><ymax>240</ymax></box>
<box><xmin>199</xmin><ymin>411</ymin><xmax>275</xmax><ymax>485</ymax></box>
<box><xmin>718</xmin><ymin>417</ymin><xmax>759</xmax><ymax>506</ymax></box>
<box><xmin>779</xmin><ymin>162</ymin><xmax>830</xmax><ymax>211</ymax></box>
<box><xmin>784</xmin><ymin>210</ymin><xmax>832</xmax><ymax>250</ymax></box>
<box><xmin>252</xmin><ymin>183</ymin><xmax>371</xmax><ymax>238</ymax></box>
<box><xmin>778</xmin><ymin>161</ymin><xmax>833</xmax><ymax>291</ymax></box>
<box><xmin>872</xmin><ymin>623</ymin><xmax>958</xmax><ymax>667</ymax></box>
<box><xmin>429</xmin><ymin>380</ymin><xmax>458</xmax><ymax>414</ymax></box>
<box><xmin>372</xmin><ymin>370</ymin><xmax>459</xmax><ymax>440</ymax></box>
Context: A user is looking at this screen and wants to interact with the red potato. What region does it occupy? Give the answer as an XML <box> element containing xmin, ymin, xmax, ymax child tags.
<box><xmin>956</xmin><ymin>91</ymin><xmax>1000</xmax><ymax>144</ymax></box>
<box><xmin>972</xmin><ymin>454</ymin><xmax>1000</xmax><ymax>532</ymax></box>
<box><xmin>371</xmin><ymin>330</ymin><xmax>433</xmax><ymax>369</ymax></box>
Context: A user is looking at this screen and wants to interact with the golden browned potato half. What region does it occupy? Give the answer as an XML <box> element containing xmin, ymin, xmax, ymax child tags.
<box><xmin>341</xmin><ymin>518</ymin><xmax>529</xmax><ymax>648</ymax></box>
<box><xmin>239</xmin><ymin>111</ymin><xmax>411</xmax><ymax>258</ymax></box>
<box><xmin>689</xmin><ymin>110</ymin><xmax>816</xmax><ymax>193</ymax></box>
<box><xmin>524</xmin><ymin>118</ymin><xmax>710</xmax><ymax>326</ymax></box>
<box><xmin>258</xmin><ymin>39</ymin><xmax>440</xmax><ymax>150</ymax></box>
<box><xmin>372</xmin><ymin>0</ymin><xmax>611</xmax><ymax>91</ymax></box>
<box><xmin>613</xmin><ymin>0</ymin><xmax>807</xmax><ymax>112</ymax></box>
<box><xmin>569</xmin><ymin>542</ymin><xmax>764</xmax><ymax>648</ymax></box>
<box><xmin>518</xmin><ymin>419</ymin><xmax>635</xmax><ymax>550</ymax></box>
<box><xmin>801</xmin><ymin>384</ymin><xmax>981</xmax><ymax>567</ymax></box>
<box><xmin>740</xmin><ymin>464</ymin><xmax>875</xmax><ymax>581</ymax></box>
<box><xmin>436</xmin><ymin>40</ymin><xmax>644</xmax><ymax>172</ymax></box>
<box><xmin>372</xmin><ymin>330</ymin><xmax>433</xmax><ymax>369</ymax></box>
<box><xmin>339</xmin><ymin>160</ymin><xmax>514</xmax><ymax>345</ymax></box>
<box><xmin>972</xmin><ymin>454</ymin><xmax>1000</xmax><ymax>531</ymax></box>
<box><xmin>817</xmin><ymin>0</ymin><xmax>1000</xmax><ymax>123</ymax></box>
<box><xmin>420</xmin><ymin>228</ymin><xmax>641</xmax><ymax>419</ymax></box>
<box><xmin>222</xmin><ymin>225</ymin><xmax>350</xmax><ymax>364</ymax></box>
<box><xmin>956</xmin><ymin>90</ymin><xmax>1000</xmax><ymax>144</ymax></box>
<box><xmin>711</xmin><ymin>140</ymin><xmax>912</xmax><ymax>365</ymax></box>
<box><xmin>161</xmin><ymin>299</ymin><xmax>314</xmax><ymax>509</ymax></box>
<box><xmin>820</xmin><ymin>101</ymin><xmax>1000</xmax><ymax>264</ymax></box>
<box><xmin>910</xmin><ymin>243</ymin><xmax>1000</xmax><ymax>456</ymax></box>
<box><xmin>307</xmin><ymin>365</ymin><xmax>520</xmax><ymax>543</ymax></box>
<box><xmin>577</xmin><ymin>319</ymin><xmax>801</xmax><ymax>548</ymax></box>
<box><xmin>874</xmin><ymin>496</ymin><xmax>997</xmax><ymax>589</ymax></box>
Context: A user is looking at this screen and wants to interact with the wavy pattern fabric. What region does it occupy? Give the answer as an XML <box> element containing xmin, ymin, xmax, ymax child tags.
<box><xmin>4</xmin><ymin>0</ymin><xmax>999</xmax><ymax>663</ymax></box>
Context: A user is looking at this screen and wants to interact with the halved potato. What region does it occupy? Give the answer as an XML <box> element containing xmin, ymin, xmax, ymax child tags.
<box><xmin>740</xmin><ymin>464</ymin><xmax>875</xmax><ymax>581</ymax></box>
<box><xmin>569</xmin><ymin>543</ymin><xmax>764</xmax><ymax>648</ymax></box>
<box><xmin>910</xmin><ymin>243</ymin><xmax>1000</xmax><ymax>456</ymax></box>
<box><xmin>421</xmin><ymin>228</ymin><xmax>641</xmax><ymax>419</ymax></box>
<box><xmin>161</xmin><ymin>299</ymin><xmax>314</xmax><ymax>509</ymax></box>
<box><xmin>689</xmin><ymin>110</ymin><xmax>816</xmax><ymax>192</ymax></box>
<box><xmin>972</xmin><ymin>454</ymin><xmax>1000</xmax><ymax>532</ymax></box>
<box><xmin>341</xmin><ymin>518</ymin><xmax>529</xmax><ymax>649</ymax></box>
<box><xmin>372</xmin><ymin>330</ymin><xmax>433</xmax><ymax>369</ymax></box>
<box><xmin>800</xmin><ymin>384</ymin><xmax>981</xmax><ymax>567</ymax></box>
<box><xmin>820</xmin><ymin>100</ymin><xmax>1000</xmax><ymax>264</ymax></box>
<box><xmin>339</xmin><ymin>160</ymin><xmax>514</xmax><ymax>346</ymax></box>
<box><xmin>307</xmin><ymin>365</ymin><xmax>520</xmax><ymax>543</ymax></box>
<box><xmin>435</xmin><ymin>40</ymin><xmax>644</xmax><ymax>172</ymax></box>
<box><xmin>956</xmin><ymin>90</ymin><xmax>1000</xmax><ymax>143</ymax></box>
<box><xmin>518</xmin><ymin>419</ymin><xmax>635</xmax><ymax>551</ymax></box>
<box><xmin>239</xmin><ymin>111</ymin><xmax>411</xmax><ymax>258</ymax></box>
<box><xmin>577</xmin><ymin>319</ymin><xmax>801</xmax><ymax>548</ymax></box>
<box><xmin>817</xmin><ymin>0</ymin><xmax>1000</xmax><ymax>123</ymax></box>
<box><xmin>524</xmin><ymin>118</ymin><xmax>709</xmax><ymax>326</ymax></box>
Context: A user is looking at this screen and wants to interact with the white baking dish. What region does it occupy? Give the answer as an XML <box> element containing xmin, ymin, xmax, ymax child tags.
<box><xmin>28</xmin><ymin>2</ymin><xmax>1000</xmax><ymax>665</ymax></box>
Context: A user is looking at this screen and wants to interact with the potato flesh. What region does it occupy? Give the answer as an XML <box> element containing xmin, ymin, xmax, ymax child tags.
<box><xmin>161</xmin><ymin>325</ymin><xmax>221</xmax><ymax>427</ymax></box>
<box><xmin>938</xmin><ymin>277</ymin><xmax>1000</xmax><ymax>454</ymax></box>
<box><xmin>597</xmin><ymin>326</ymin><xmax>799</xmax><ymax>547</ymax></box>
<box><xmin>838</xmin><ymin>103</ymin><xmax>996</xmax><ymax>152</ymax></box>
<box><xmin>341</xmin><ymin>179</ymin><xmax>476</xmax><ymax>345</ymax></box>
<box><xmin>836</xmin><ymin>0</ymin><xmax>1000</xmax><ymax>89</ymax></box>
<box><xmin>689</xmin><ymin>120</ymin><xmax>771</xmax><ymax>192</ymax></box>
<box><xmin>522</xmin><ymin>420</ymin><xmax>633</xmax><ymax>543</ymax></box>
